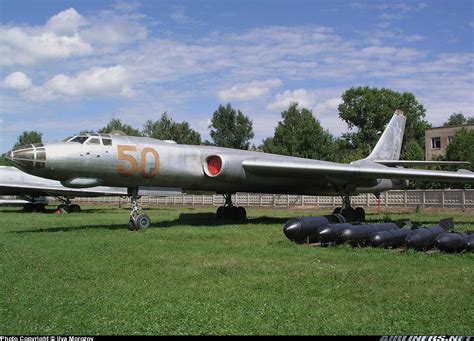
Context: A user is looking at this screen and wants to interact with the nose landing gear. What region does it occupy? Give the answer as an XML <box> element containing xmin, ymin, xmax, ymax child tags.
<box><xmin>128</xmin><ymin>188</ymin><xmax>150</xmax><ymax>230</ymax></box>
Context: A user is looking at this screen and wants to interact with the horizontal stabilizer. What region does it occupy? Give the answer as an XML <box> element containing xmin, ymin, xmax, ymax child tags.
<box><xmin>374</xmin><ymin>160</ymin><xmax>470</xmax><ymax>167</ymax></box>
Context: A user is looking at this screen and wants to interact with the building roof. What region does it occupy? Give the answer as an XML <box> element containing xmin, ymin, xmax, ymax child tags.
<box><xmin>425</xmin><ymin>124</ymin><xmax>474</xmax><ymax>131</ymax></box>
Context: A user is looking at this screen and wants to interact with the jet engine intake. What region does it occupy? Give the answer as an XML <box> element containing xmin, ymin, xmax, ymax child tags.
<box><xmin>203</xmin><ymin>155</ymin><xmax>245</xmax><ymax>182</ymax></box>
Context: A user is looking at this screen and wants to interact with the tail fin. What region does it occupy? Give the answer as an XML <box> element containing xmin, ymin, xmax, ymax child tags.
<box><xmin>365</xmin><ymin>110</ymin><xmax>406</xmax><ymax>161</ymax></box>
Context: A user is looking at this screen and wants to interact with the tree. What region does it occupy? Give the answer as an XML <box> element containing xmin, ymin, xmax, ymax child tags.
<box><xmin>98</xmin><ymin>118</ymin><xmax>141</xmax><ymax>136</ymax></box>
<box><xmin>209</xmin><ymin>103</ymin><xmax>254</xmax><ymax>149</ymax></box>
<box><xmin>142</xmin><ymin>112</ymin><xmax>201</xmax><ymax>145</ymax></box>
<box><xmin>337</xmin><ymin>86</ymin><xmax>431</xmax><ymax>160</ymax></box>
<box><xmin>445</xmin><ymin>128</ymin><xmax>474</xmax><ymax>171</ymax></box>
<box><xmin>260</xmin><ymin>102</ymin><xmax>337</xmax><ymax>161</ymax></box>
<box><xmin>443</xmin><ymin>112</ymin><xmax>474</xmax><ymax>127</ymax></box>
<box><xmin>13</xmin><ymin>131</ymin><xmax>43</xmax><ymax>148</ymax></box>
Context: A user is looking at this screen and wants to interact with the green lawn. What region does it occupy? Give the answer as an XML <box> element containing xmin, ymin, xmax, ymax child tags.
<box><xmin>0</xmin><ymin>205</ymin><xmax>473</xmax><ymax>335</ymax></box>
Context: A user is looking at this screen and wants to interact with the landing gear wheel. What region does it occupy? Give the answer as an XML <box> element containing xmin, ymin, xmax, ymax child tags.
<box><xmin>127</xmin><ymin>188</ymin><xmax>149</xmax><ymax>230</ymax></box>
<box><xmin>216</xmin><ymin>206</ymin><xmax>224</xmax><ymax>220</ymax></box>
<box><xmin>223</xmin><ymin>206</ymin><xmax>236</xmax><ymax>219</ymax></box>
<box><xmin>237</xmin><ymin>207</ymin><xmax>247</xmax><ymax>220</ymax></box>
<box><xmin>23</xmin><ymin>203</ymin><xmax>34</xmax><ymax>212</ymax></box>
<box><xmin>342</xmin><ymin>207</ymin><xmax>355</xmax><ymax>222</ymax></box>
<box><xmin>69</xmin><ymin>204</ymin><xmax>81</xmax><ymax>213</ymax></box>
<box><xmin>333</xmin><ymin>207</ymin><xmax>342</xmax><ymax>215</ymax></box>
<box><xmin>136</xmin><ymin>214</ymin><xmax>150</xmax><ymax>230</ymax></box>
<box><xmin>34</xmin><ymin>203</ymin><xmax>46</xmax><ymax>212</ymax></box>
<box><xmin>354</xmin><ymin>207</ymin><xmax>366</xmax><ymax>222</ymax></box>
<box><xmin>129</xmin><ymin>215</ymin><xmax>137</xmax><ymax>231</ymax></box>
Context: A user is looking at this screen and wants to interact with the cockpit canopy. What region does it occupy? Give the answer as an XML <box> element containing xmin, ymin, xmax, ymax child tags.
<box><xmin>62</xmin><ymin>133</ymin><xmax>113</xmax><ymax>146</ymax></box>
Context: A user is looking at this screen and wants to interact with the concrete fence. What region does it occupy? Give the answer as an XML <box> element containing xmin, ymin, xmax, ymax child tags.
<box><xmin>73</xmin><ymin>189</ymin><xmax>474</xmax><ymax>209</ymax></box>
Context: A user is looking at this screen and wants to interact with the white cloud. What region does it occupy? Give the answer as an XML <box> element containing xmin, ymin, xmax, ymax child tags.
<box><xmin>46</xmin><ymin>8</ymin><xmax>87</xmax><ymax>36</ymax></box>
<box><xmin>217</xmin><ymin>79</ymin><xmax>281</xmax><ymax>101</ymax></box>
<box><xmin>0</xmin><ymin>26</ymin><xmax>92</xmax><ymax>66</ymax></box>
<box><xmin>23</xmin><ymin>66</ymin><xmax>130</xmax><ymax>101</ymax></box>
<box><xmin>0</xmin><ymin>6</ymin><xmax>149</xmax><ymax>66</ymax></box>
<box><xmin>3</xmin><ymin>72</ymin><xmax>32</xmax><ymax>91</ymax></box>
<box><xmin>267</xmin><ymin>89</ymin><xmax>317</xmax><ymax>112</ymax></box>
<box><xmin>80</xmin><ymin>12</ymin><xmax>148</xmax><ymax>46</ymax></box>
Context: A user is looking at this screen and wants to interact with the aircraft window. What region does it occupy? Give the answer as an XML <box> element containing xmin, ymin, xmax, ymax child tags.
<box><xmin>71</xmin><ymin>136</ymin><xmax>88</xmax><ymax>144</ymax></box>
<box><xmin>62</xmin><ymin>136</ymin><xmax>73</xmax><ymax>142</ymax></box>
<box><xmin>86</xmin><ymin>137</ymin><xmax>101</xmax><ymax>145</ymax></box>
<box><xmin>37</xmin><ymin>150</ymin><xmax>46</xmax><ymax>161</ymax></box>
<box><xmin>102</xmin><ymin>138</ymin><xmax>112</xmax><ymax>146</ymax></box>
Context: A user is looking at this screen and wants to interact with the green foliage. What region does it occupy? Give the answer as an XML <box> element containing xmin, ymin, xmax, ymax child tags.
<box><xmin>338</xmin><ymin>87</ymin><xmax>430</xmax><ymax>160</ymax></box>
<box><xmin>0</xmin><ymin>156</ymin><xmax>9</xmax><ymax>165</ymax></box>
<box><xmin>261</xmin><ymin>102</ymin><xmax>337</xmax><ymax>161</ymax></box>
<box><xmin>334</xmin><ymin>138</ymin><xmax>366</xmax><ymax>163</ymax></box>
<box><xmin>209</xmin><ymin>103</ymin><xmax>254</xmax><ymax>149</ymax></box>
<box><xmin>445</xmin><ymin>128</ymin><xmax>474</xmax><ymax>171</ymax></box>
<box><xmin>13</xmin><ymin>130</ymin><xmax>43</xmax><ymax>148</ymax></box>
<box><xmin>143</xmin><ymin>112</ymin><xmax>201</xmax><ymax>145</ymax></box>
<box><xmin>0</xmin><ymin>206</ymin><xmax>472</xmax><ymax>335</ymax></box>
<box><xmin>98</xmin><ymin>118</ymin><xmax>142</xmax><ymax>136</ymax></box>
<box><xmin>443</xmin><ymin>112</ymin><xmax>474</xmax><ymax>127</ymax></box>
<box><xmin>401</xmin><ymin>139</ymin><xmax>424</xmax><ymax>161</ymax></box>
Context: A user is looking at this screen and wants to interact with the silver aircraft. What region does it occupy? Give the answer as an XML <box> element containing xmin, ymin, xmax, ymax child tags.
<box><xmin>6</xmin><ymin>110</ymin><xmax>474</xmax><ymax>229</ymax></box>
<box><xmin>0</xmin><ymin>165</ymin><xmax>181</xmax><ymax>212</ymax></box>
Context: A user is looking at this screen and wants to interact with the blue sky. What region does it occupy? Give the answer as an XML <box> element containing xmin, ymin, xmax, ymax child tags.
<box><xmin>0</xmin><ymin>0</ymin><xmax>473</xmax><ymax>152</ymax></box>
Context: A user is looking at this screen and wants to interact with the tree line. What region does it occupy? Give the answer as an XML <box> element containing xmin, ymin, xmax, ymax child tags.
<box><xmin>5</xmin><ymin>86</ymin><xmax>474</xmax><ymax>183</ymax></box>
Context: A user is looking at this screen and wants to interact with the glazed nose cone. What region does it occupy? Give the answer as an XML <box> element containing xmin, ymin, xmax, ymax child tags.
<box><xmin>6</xmin><ymin>143</ymin><xmax>46</xmax><ymax>173</ymax></box>
<box><xmin>283</xmin><ymin>219</ymin><xmax>302</xmax><ymax>242</ymax></box>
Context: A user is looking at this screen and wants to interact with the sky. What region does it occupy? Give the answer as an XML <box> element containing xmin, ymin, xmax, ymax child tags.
<box><xmin>0</xmin><ymin>0</ymin><xmax>473</xmax><ymax>152</ymax></box>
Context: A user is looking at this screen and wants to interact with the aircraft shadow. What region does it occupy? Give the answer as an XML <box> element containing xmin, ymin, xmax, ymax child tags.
<box><xmin>12</xmin><ymin>212</ymin><xmax>289</xmax><ymax>233</ymax></box>
<box><xmin>10</xmin><ymin>210</ymin><xmax>471</xmax><ymax>234</ymax></box>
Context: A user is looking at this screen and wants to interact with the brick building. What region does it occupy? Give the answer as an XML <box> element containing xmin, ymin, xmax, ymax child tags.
<box><xmin>425</xmin><ymin>124</ymin><xmax>474</xmax><ymax>160</ymax></box>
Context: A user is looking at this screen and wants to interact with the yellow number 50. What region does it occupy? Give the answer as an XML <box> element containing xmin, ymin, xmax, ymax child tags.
<box><xmin>117</xmin><ymin>145</ymin><xmax>160</xmax><ymax>178</ymax></box>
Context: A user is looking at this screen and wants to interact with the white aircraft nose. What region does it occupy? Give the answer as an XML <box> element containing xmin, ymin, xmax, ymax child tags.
<box><xmin>6</xmin><ymin>143</ymin><xmax>46</xmax><ymax>173</ymax></box>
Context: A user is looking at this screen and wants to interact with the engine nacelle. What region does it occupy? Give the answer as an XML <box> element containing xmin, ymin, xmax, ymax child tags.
<box><xmin>202</xmin><ymin>154</ymin><xmax>245</xmax><ymax>182</ymax></box>
<box><xmin>355</xmin><ymin>178</ymin><xmax>408</xmax><ymax>194</ymax></box>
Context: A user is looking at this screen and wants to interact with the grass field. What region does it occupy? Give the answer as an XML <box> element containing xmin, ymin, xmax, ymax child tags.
<box><xmin>0</xmin><ymin>205</ymin><xmax>473</xmax><ymax>335</ymax></box>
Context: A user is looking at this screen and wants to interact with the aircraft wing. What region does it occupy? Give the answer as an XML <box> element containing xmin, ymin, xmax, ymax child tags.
<box><xmin>242</xmin><ymin>158</ymin><xmax>474</xmax><ymax>183</ymax></box>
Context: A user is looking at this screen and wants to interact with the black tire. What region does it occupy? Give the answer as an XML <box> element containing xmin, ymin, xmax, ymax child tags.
<box><xmin>354</xmin><ymin>207</ymin><xmax>366</xmax><ymax>222</ymax></box>
<box><xmin>69</xmin><ymin>204</ymin><xmax>81</xmax><ymax>213</ymax></box>
<box><xmin>23</xmin><ymin>203</ymin><xmax>34</xmax><ymax>212</ymax></box>
<box><xmin>136</xmin><ymin>214</ymin><xmax>150</xmax><ymax>230</ymax></box>
<box><xmin>216</xmin><ymin>206</ymin><xmax>224</xmax><ymax>219</ymax></box>
<box><xmin>237</xmin><ymin>206</ymin><xmax>247</xmax><ymax>220</ymax></box>
<box><xmin>129</xmin><ymin>216</ymin><xmax>137</xmax><ymax>231</ymax></box>
<box><xmin>222</xmin><ymin>206</ymin><xmax>233</xmax><ymax>219</ymax></box>
<box><xmin>34</xmin><ymin>203</ymin><xmax>46</xmax><ymax>212</ymax></box>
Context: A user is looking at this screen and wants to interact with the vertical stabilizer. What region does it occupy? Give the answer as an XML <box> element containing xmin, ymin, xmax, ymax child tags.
<box><xmin>365</xmin><ymin>110</ymin><xmax>406</xmax><ymax>161</ymax></box>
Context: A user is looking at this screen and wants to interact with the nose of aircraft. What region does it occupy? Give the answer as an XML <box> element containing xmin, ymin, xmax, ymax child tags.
<box><xmin>5</xmin><ymin>143</ymin><xmax>46</xmax><ymax>173</ymax></box>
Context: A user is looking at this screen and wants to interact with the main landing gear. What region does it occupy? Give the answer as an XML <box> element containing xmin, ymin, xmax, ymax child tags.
<box><xmin>216</xmin><ymin>194</ymin><xmax>247</xmax><ymax>220</ymax></box>
<box><xmin>128</xmin><ymin>188</ymin><xmax>150</xmax><ymax>230</ymax></box>
<box><xmin>332</xmin><ymin>195</ymin><xmax>366</xmax><ymax>223</ymax></box>
<box><xmin>55</xmin><ymin>197</ymin><xmax>81</xmax><ymax>213</ymax></box>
